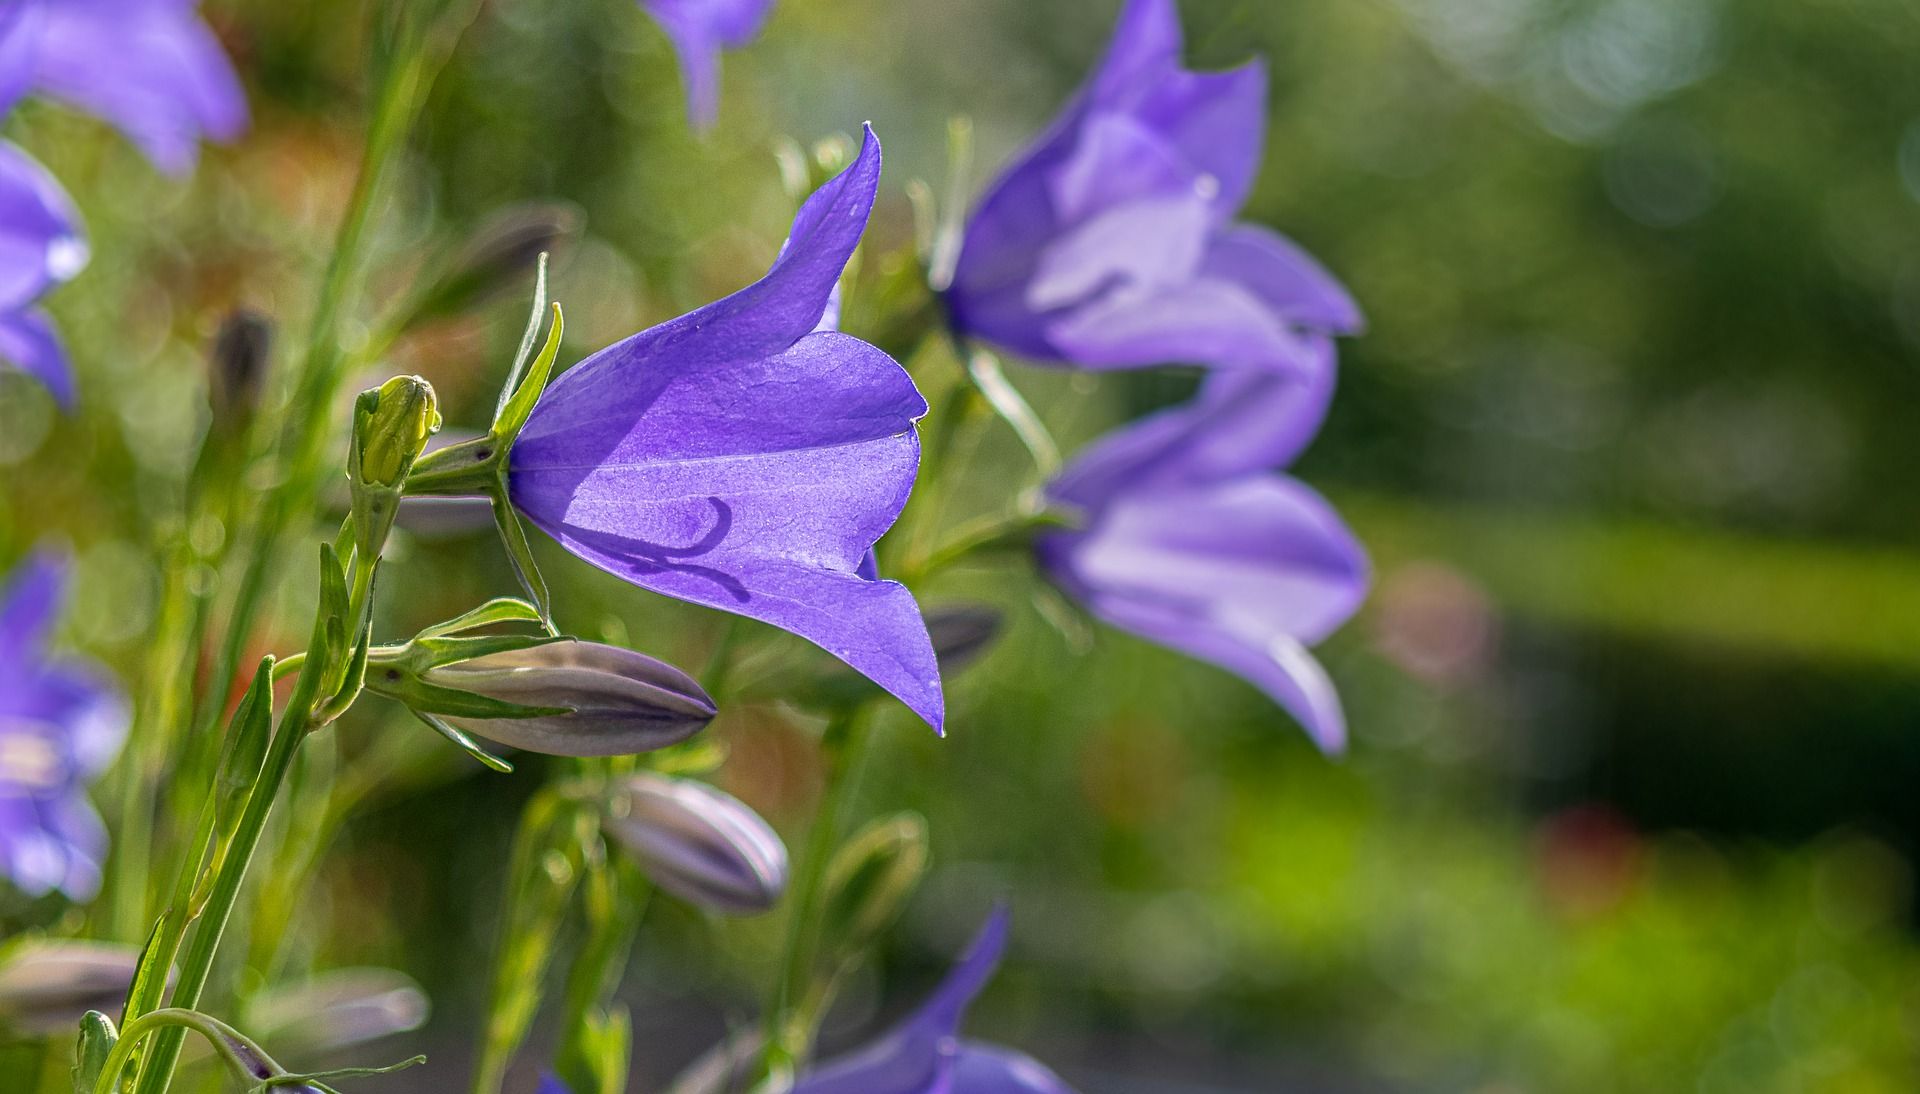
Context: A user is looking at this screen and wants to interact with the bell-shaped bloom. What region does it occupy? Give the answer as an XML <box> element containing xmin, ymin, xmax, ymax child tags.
<box><xmin>793</xmin><ymin>907</ymin><xmax>1077</xmax><ymax>1094</ymax></box>
<box><xmin>508</xmin><ymin>126</ymin><xmax>944</xmax><ymax>731</ymax></box>
<box><xmin>605</xmin><ymin>771</ymin><xmax>788</xmax><ymax>914</ymax></box>
<box><xmin>1037</xmin><ymin>344</ymin><xmax>1367</xmax><ymax>752</ymax></box>
<box><xmin>636</xmin><ymin>0</ymin><xmax>774</xmax><ymax>131</ymax></box>
<box><xmin>946</xmin><ymin>0</ymin><xmax>1358</xmax><ymax>374</ymax></box>
<box><xmin>0</xmin><ymin>0</ymin><xmax>248</xmax><ymax>175</ymax></box>
<box><xmin>0</xmin><ymin>140</ymin><xmax>85</xmax><ymax>405</ymax></box>
<box><xmin>0</xmin><ymin>551</ymin><xmax>129</xmax><ymax>899</ymax></box>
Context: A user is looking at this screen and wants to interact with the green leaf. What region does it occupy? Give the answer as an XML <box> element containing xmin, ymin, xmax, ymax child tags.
<box><xmin>213</xmin><ymin>657</ymin><xmax>277</xmax><ymax>844</ymax></box>
<box><xmin>70</xmin><ymin>1010</ymin><xmax>117</xmax><ymax>1094</ymax></box>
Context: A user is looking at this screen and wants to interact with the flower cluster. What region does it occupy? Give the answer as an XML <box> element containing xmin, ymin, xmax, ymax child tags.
<box><xmin>949</xmin><ymin>0</ymin><xmax>1369</xmax><ymax>749</ymax></box>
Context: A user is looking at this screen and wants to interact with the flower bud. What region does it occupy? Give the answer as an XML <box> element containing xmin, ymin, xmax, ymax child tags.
<box><xmin>0</xmin><ymin>942</ymin><xmax>141</xmax><ymax>1035</ymax></box>
<box><xmin>605</xmin><ymin>772</ymin><xmax>787</xmax><ymax>915</ymax></box>
<box><xmin>417</xmin><ymin>641</ymin><xmax>717</xmax><ymax>757</ymax></box>
<box><xmin>926</xmin><ymin>605</ymin><xmax>1004</xmax><ymax>674</ymax></box>
<box><xmin>349</xmin><ymin>374</ymin><xmax>441</xmax><ymax>560</ymax></box>
<box><xmin>819</xmin><ymin>813</ymin><xmax>929</xmax><ymax>965</ymax></box>
<box><xmin>247</xmin><ymin>968</ymin><xmax>429</xmax><ymax>1054</ymax></box>
<box><xmin>207</xmin><ymin>307</ymin><xmax>272</xmax><ymax>435</ymax></box>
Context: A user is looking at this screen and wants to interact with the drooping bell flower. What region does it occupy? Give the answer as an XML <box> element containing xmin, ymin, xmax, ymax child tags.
<box><xmin>635</xmin><ymin>0</ymin><xmax>775</xmax><ymax>132</ymax></box>
<box><xmin>1036</xmin><ymin>342</ymin><xmax>1367</xmax><ymax>752</ymax></box>
<box><xmin>503</xmin><ymin>126</ymin><xmax>944</xmax><ymax>731</ymax></box>
<box><xmin>0</xmin><ymin>140</ymin><xmax>85</xmax><ymax>405</ymax></box>
<box><xmin>945</xmin><ymin>0</ymin><xmax>1358</xmax><ymax>374</ymax></box>
<box><xmin>0</xmin><ymin>551</ymin><xmax>129</xmax><ymax>900</ymax></box>
<box><xmin>793</xmin><ymin>906</ymin><xmax>1077</xmax><ymax>1094</ymax></box>
<box><xmin>0</xmin><ymin>0</ymin><xmax>248</xmax><ymax>175</ymax></box>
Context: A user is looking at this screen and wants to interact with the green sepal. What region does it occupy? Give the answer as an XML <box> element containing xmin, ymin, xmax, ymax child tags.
<box><xmin>495</xmin><ymin>253</ymin><xmax>550</xmax><ymax>421</ymax></box>
<box><xmin>964</xmin><ymin>346</ymin><xmax>1059</xmax><ymax>479</ymax></box>
<box><xmin>415</xmin><ymin>596</ymin><xmax>545</xmax><ymax>639</ymax></box>
<box><xmin>412</xmin><ymin>711</ymin><xmax>514</xmax><ymax>773</ymax></box>
<box><xmin>492</xmin><ymin>493</ymin><xmax>553</xmax><ymax>629</ymax></box>
<box><xmin>406</xmin><ymin>632</ymin><xmax>569</xmax><ymax>668</ymax></box>
<box><xmin>367</xmin><ymin>673</ymin><xmax>570</xmax><ymax>722</ymax></box>
<box><xmin>494</xmin><ymin>301</ymin><xmax>564</xmax><ymax>444</ymax></box>
<box><xmin>70</xmin><ymin>1010</ymin><xmax>117</xmax><ymax>1094</ymax></box>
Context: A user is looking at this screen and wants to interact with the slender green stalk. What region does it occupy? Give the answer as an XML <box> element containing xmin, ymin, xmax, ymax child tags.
<box><xmin>759</xmin><ymin>708</ymin><xmax>873</xmax><ymax>1085</ymax></box>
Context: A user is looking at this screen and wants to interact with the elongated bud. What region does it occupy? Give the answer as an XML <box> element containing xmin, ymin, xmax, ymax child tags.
<box><xmin>819</xmin><ymin>813</ymin><xmax>929</xmax><ymax>966</ymax></box>
<box><xmin>349</xmin><ymin>375</ymin><xmax>441</xmax><ymax>560</ymax></box>
<box><xmin>0</xmin><ymin>943</ymin><xmax>140</xmax><ymax>1035</ymax></box>
<box><xmin>217</xmin><ymin>1033</ymin><xmax>325</xmax><ymax>1094</ymax></box>
<box><xmin>926</xmin><ymin>605</ymin><xmax>1004</xmax><ymax>674</ymax></box>
<box><xmin>605</xmin><ymin>773</ymin><xmax>787</xmax><ymax>915</ymax></box>
<box><xmin>404</xmin><ymin>640</ymin><xmax>717</xmax><ymax>757</ymax></box>
<box><xmin>72</xmin><ymin>1010</ymin><xmax>118</xmax><ymax>1094</ymax></box>
<box><xmin>248</xmin><ymin>969</ymin><xmax>429</xmax><ymax>1055</ymax></box>
<box><xmin>413</xmin><ymin>203</ymin><xmax>583</xmax><ymax>321</ymax></box>
<box><xmin>207</xmin><ymin>308</ymin><xmax>272</xmax><ymax>435</ymax></box>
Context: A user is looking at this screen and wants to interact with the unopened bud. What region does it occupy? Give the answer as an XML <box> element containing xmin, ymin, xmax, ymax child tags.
<box><xmin>207</xmin><ymin>308</ymin><xmax>272</xmax><ymax>433</ymax></box>
<box><xmin>349</xmin><ymin>375</ymin><xmax>441</xmax><ymax>559</ymax></box>
<box><xmin>415</xmin><ymin>641</ymin><xmax>717</xmax><ymax>757</ymax></box>
<box><xmin>819</xmin><ymin>813</ymin><xmax>929</xmax><ymax>963</ymax></box>
<box><xmin>247</xmin><ymin>968</ymin><xmax>429</xmax><ymax>1055</ymax></box>
<box><xmin>605</xmin><ymin>772</ymin><xmax>787</xmax><ymax>915</ymax></box>
<box><xmin>926</xmin><ymin>605</ymin><xmax>1004</xmax><ymax>674</ymax></box>
<box><xmin>0</xmin><ymin>942</ymin><xmax>141</xmax><ymax>1035</ymax></box>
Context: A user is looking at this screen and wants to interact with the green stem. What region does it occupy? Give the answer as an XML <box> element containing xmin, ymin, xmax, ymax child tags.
<box><xmin>130</xmin><ymin>666</ymin><xmax>321</xmax><ymax>1094</ymax></box>
<box><xmin>759</xmin><ymin>708</ymin><xmax>872</xmax><ymax>1085</ymax></box>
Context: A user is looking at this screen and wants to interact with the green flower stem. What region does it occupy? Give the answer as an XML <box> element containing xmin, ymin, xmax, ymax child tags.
<box><xmin>759</xmin><ymin>706</ymin><xmax>874</xmax><ymax>1086</ymax></box>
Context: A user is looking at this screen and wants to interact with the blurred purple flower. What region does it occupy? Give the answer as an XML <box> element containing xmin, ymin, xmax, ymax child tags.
<box><xmin>0</xmin><ymin>0</ymin><xmax>247</xmax><ymax>175</ymax></box>
<box><xmin>0</xmin><ymin>551</ymin><xmax>129</xmax><ymax>900</ymax></box>
<box><xmin>946</xmin><ymin>0</ymin><xmax>1358</xmax><ymax>374</ymax></box>
<box><xmin>793</xmin><ymin>907</ymin><xmax>1076</xmax><ymax>1094</ymax></box>
<box><xmin>636</xmin><ymin>0</ymin><xmax>774</xmax><ymax>132</ymax></box>
<box><xmin>1037</xmin><ymin>341</ymin><xmax>1368</xmax><ymax>752</ymax></box>
<box><xmin>0</xmin><ymin>140</ymin><xmax>85</xmax><ymax>405</ymax></box>
<box><xmin>509</xmin><ymin>126</ymin><xmax>943</xmax><ymax>731</ymax></box>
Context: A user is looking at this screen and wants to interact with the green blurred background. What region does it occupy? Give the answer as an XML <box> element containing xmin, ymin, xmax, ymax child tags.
<box><xmin>4</xmin><ymin>0</ymin><xmax>1920</xmax><ymax>1089</ymax></box>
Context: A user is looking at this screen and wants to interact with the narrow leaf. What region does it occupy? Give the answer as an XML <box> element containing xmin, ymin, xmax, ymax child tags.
<box><xmin>494</xmin><ymin>252</ymin><xmax>549</xmax><ymax>420</ymax></box>
<box><xmin>412</xmin><ymin>712</ymin><xmax>514</xmax><ymax>773</ymax></box>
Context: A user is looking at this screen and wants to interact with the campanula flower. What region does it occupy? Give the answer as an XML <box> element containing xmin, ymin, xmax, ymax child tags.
<box><xmin>946</xmin><ymin>0</ymin><xmax>1358</xmax><ymax>374</ymax></box>
<box><xmin>636</xmin><ymin>0</ymin><xmax>774</xmax><ymax>131</ymax></box>
<box><xmin>0</xmin><ymin>140</ymin><xmax>85</xmax><ymax>404</ymax></box>
<box><xmin>0</xmin><ymin>0</ymin><xmax>248</xmax><ymax>175</ymax></box>
<box><xmin>793</xmin><ymin>907</ymin><xmax>1077</xmax><ymax>1094</ymax></box>
<box><xmin>0</xmin><ymin>551</ymin><xmax>129</xmax><ymax>900</ymax></box>
<box><xmin>507</xmin><ymin>126</ymin><xmax>944</xmax><ymax>731</ymax></box>
<box><xmin>1037</xmin><ymin>342</ymin><xmax>1367</xmax><ymax>752</ymax></box>
<box><xmin>604</xmin><ymin>771</ymin><xmax>788</xmax><ymax>914</ymax></box>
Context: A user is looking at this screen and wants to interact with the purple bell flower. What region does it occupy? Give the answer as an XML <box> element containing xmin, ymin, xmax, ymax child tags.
<box><xmin>946</xmin><ymin>0</ymin><xmax>1359</xmax><ymax>374</ymax></box>
<box><xmin>508</xmin><ymin>126</ymin><xmax>944</xmax><ymax>731</ymax></box>
<box><xmin>635</xmin><ymin>0</ymin><xmax>774</xmax><ymax>132</ymax></box>
<box><xmin>0</xmin><ymin>0</ymin><xmax>248</xmax><ymax>175</ymax></box>
<box><xmin>0</xmin><ymin>551</ymin><xmax>129</xmax><ymax>900</ymax></box>
<box><xmin>0</xmin><ymin>139</ymin><xmax>85</xmax><ymax>405</ymax></box>
<box><xmin>793</xmin><ymin>907</ymin><xmax>1077</xmax><ymax>1094</ymax></box>
<box><xmin>1037</xmin><ymin>341</ymin><xmax>1368</xmax><ymax>752</ymax></box>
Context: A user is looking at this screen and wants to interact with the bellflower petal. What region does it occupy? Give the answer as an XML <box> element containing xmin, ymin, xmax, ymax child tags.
<box><xmin>0</xmin><ymin>140</ymin><xmax>85</xmax><ymax>314</ymax></box>
<box><xmin>0</xmin><ymin>2</ymin><xmax>42</xmax><ymax>117</ymax></box>
<box><xmin>0</xmin><ymin>307</ymin><xmax>73</xmax><ymax>406</ymax></box>
<box><xmin>794</xmin><ymin>907</ymin><xmax>1079</xmax><ymax>1094</ymax></box>
<box><xmin>637</xmin><ymin>0</ymin><xmax>774</xmax><ymax>131</ymax></box>
<box><xmin>0</xmin><ymin>551</ymin><xmax>130</xmax><ymax>900</ymax></box>
<box><xmin>947</xmin><ymin>0</ymin><xmax>1355</xmax><ymax>373</ymax></box>
<box><xmin>16</xmin><ymin>0</ymin><xmax>248</xmax><ymax>175</ymax></box>
<box><xmin>1040</xmin><ymin>475</ymin><xmax>1365</xmax><ymax>752</ymax></box>
<box><xmin>509</xmin><ymin>127</ymin><xmax>944</xmax><ymax>730</ymax></box>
